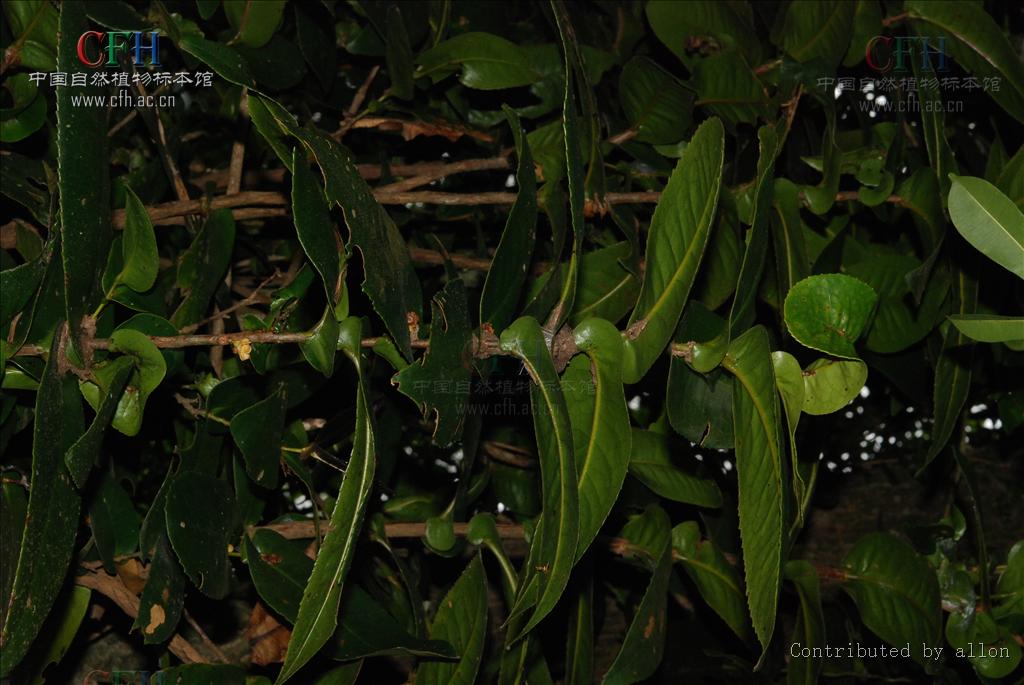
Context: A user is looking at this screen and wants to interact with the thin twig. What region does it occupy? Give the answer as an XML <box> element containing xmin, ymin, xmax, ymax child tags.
<box><xmin>334</xmin><ymin>65</ymin><xmax>380</xmax><ymax>139</ymax></box>
<box><xmin>179</xmin><ymin>270</ymin><xmax>280</xmax><ymax>334</ymax></box>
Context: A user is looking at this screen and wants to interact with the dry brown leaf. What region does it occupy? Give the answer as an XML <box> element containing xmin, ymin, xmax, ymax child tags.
<box><xmin>248</xmin><ymin>602</ymin><xmax>291</xmax><ymax>665</ymax></box>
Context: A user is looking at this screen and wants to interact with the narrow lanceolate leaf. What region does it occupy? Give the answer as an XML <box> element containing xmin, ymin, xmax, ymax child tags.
<box><xmin>566</xmin><ymin>318</ymin><xmax>630</xmax><ymax>560</ymax></box>
<box><xmin>770</xmin><ymin>351</ymin><xmax>810</xmax><ymax>527</ymax></box>
<box><xmin>230</xmin><ymin>384</ymin><xmax>286</xmax><ymax>488</ymax></box>
<box><xmin>784</xmin><ymin>561</ymin><xmax>825</xmax><ymax>685</ymax></box>
<box><xmin>479</xmin><ymin>107</ymin><xmax>537</xmax><ymax>331</ymax></box>
<box><xmin>65</xmin><ymin>356</ymin><xmax>133</xmax><ymax>489</ymax></box>
<box><xmin>905</xmin><ymin>1</ymin><xmax>1024</xmax><ymax>123</ymax></box>
<box><xmin>603</xmin><ymin>549</ymin><xmax>672</xmax><ymax>685</ymax></box>
<box><xmin>546</xmin><ymin>32</ymin><xmax>585</xmax><ymax>333</ymax></box>
<box><xmin>255</xmin><ymin>97</ymin><xmax>422</xmax><ymax>358</ymax></box>
<box><xmin>417</xmin><ymin>556</ymin><xmax>488</xmax><ymax>685</ymax></box>
<box><xmin>603</xmin><ymin>507</ymin><xmax>672</xmax><ymax>685</ymax></box>
<box><xmin>292</xmin><ymin>148</ymin><xmax>343</xmax><ymax>308</ymax></box>
<box><xmin>57</xmin><ymin>0</ymin><xmax>110</xmax><ymax>359</ymax></box>
<box><xmin>277</xmin><ymin>317</ymin><xmax>376</xmax><ymax>685</ymax></box>
<box><xmin>171</xmin><ymin>210</ymin><xmax>236</xmax><ymax>328</ymax></box>
<box><xmin>727</xmin><ymin>125</ymin><xmax>778</xmax><ymax>338</ymax></box>
<box><xmin>672</xmin><ymin>522</ymin><xmax>751</xmax><ymax>642</ymax></box>
<box><xmin>500</xmin><ymin>317</ymin><xmax>579</xmax><ymax>639</ymax></box>
<box><xmin>948</xmin><ymin>315</ymin><xmax>1024</xmax><ymax>343</ymax></box>
<box><xmin>117</xmin><ymin>186</ymin><xmax>159</xmax><ymax>293</ymax></box>
<box><xmin>623</xmin><ymin>118</ymin><xmax>725</xmax><ymax>383</ymax></box>
<box><xmin>922</xmin><ymin>270</ymin><xmax>978</xmax><ymax>472</ymax></box>
<box><xmin>770</xmin><ymin>179</ymin><xmax>810</xmax><ymax>303</ymax></box>
<box><xmin>722</xmin><ymin>326</ymin><xmax>785</xmax><ymax>655</ymax></box>
<box><xmin>0</xmin><ymin>333</ymin><xmax>84</xmax><ymax>677</ymax></box>
<box><xmin>134</xmin><ymin>532</ymin><xmax>185</xmax><ymax>644</ymax></box>
<box><xmin>395</xmin><ymin>279</ymin><xmax>472</xmax><ymax>446</ymax></box>
<box><xmin>948</xmin><ymin>175</ymin><xmax>1024</xmax><ymax>280</ymax></box>
<box><xmin>842</xmin><ymin>533</ymin><xmax>942</xmax><ymax>665</ymax></box>
<box><xmin>565</xmin><ymin>570</ymin><xmax>594</xmax><ymax>685</ymax></box>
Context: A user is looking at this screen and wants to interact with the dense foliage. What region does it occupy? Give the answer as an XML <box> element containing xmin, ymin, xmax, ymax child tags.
<box><xmin>1</xmin><ymin>1</ymin><xmax>1023</xmax><ymax>683</ymax></box>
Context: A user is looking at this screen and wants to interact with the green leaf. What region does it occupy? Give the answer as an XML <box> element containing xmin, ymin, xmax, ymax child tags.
<box><xmin>155</xmin><ymin>664</ymin><xmax>246</xmax><ymax>685</ymax></box>
<box><xmin>566</xmin><ymin>318</ymin><xmax>631</xmax><ymax>560</ymax></box>
<box><xmin>332</xmin><ymin>584</ymin><xmax>457</xmax><ymax>661</ymax></box>
<box><xmin>948</xmin><ymin>315</ymin><xmax>1024</xmax><ymax>343</ymax></box>
<box><xmin>299</xmin><ymin>305</ymin><xmax>340</xmax><ymax>377</ymax></box>
<box><xmin>946</xmin><ymin>610</ymin><xmax>1021</xmax><ymax>679</ymax></box>
<box><xmin>395</xmin><ymin>279</ymin><xmax>472</xmax><ymax>446</ymax></box>
<box><xmin>770</xmin><ymin>351</ymin><xmax>811</xmax><ymax>526</ymax></box>
<box><xmin>256</xmin><ymin>99</ymin><xmax>422</xmax><ymax>358</ymax></box>
<box><xmin>672</xmin><ymin>522</ymin><xmax>751</xmax><ymax>642</ymax></box>
<box><xmin>105</xmin><ymin>329</ymin><xmax>167</xmax><ymax>437</ymax></box>
<box><xmin>784</xmin><ymin>561</ymin><xmax>825</xmax><ymax>685</ymax></box>
<box><xmin>619</xmin><ymin>57</ymin><xmax>692</xmax><ymax>144</ymax></box>
<box><xmin>178</xmin><ymin>35</ymin><xmax>257</xmax><ymax>89</ymax></box>
<box><xmin>645</xmin><ymin>1</ymin><xmax>760</xmax><ymax>65</ymax></box>
<box><xmin>770</xmin><ymin>179</ymin><xmax>810</xmax><ymax>303</ymax></box>
<box><xmin>546</xmin><ymin>17</ymin><xmax>585</xmax><ymax>333</ymax></box>
<box><xmin>728</xmin><ymin>126</ymin><xmax>779</xmax><ymax>337</ymax></box>
<box><xmin>417</xmin><ymin>32</ymin><xmax>542</xmax><ymax>90</ymax></box>
<box><xmin>623</xmin><ymin>118</ymin><xmax>725</xmax><ymax>383</ymax></box>
<box><xmin>668</xmin><ymin>304</ymin><xmax>732</xmax><ymax>447</ymax></box>
<box><xmin>570</xmin><ymin>242</ymin><xmax>641</xmax><ymax>326</ymax></box>
<box><xmin>224</xmin><ymin>0</ymin><xmax>285</xmax><ymax>48</ymax></box>
<box><xmin>134</xmin><ymin>532</ymin><xmax>185</xmax><ymax>644</ymax></box>
<box><xmin>88</xmin><ymin>471</ymin><xmax>141</xmax><ymax>573</ymax></box>
<box><xmin>722</xmin><ymin>326</ymin><xmax>785</xmax><ymax>654</ymax></box>
<box><xmin>244</xmin><ymin>530</ymin><xmax>311</xmax><ymax>624</ymax></box>
<box><xmin>842</xmin><ymin>533</ymin><xmax>942</xmax><ymax>664</ymax></box>
<box><xmin>384</xmin><ymin>4</ymin><xmax>414</xmax><ymax>99</ymax></box>
<box><xmin>0</xmin><ymin>74</ymin><xmax>46</xmax><ymax>143</ymax></box>
<box><xmin>948</xmin><ymin>175</ymin><xmax>1024</xmax><ymax>280</ymax></box>
<box><xmin>294</xmin><ymin>3</ymin><xmax>336</xmax><ymax>91</ymax></box>
<box><xmin>171</xmin><ymin>209</ymin><xmax>236</xmax><ymax>328</ymax></box>
<box><xmin>0</xmin><ymin>335</ymin><xmax>83</xmax><ymax>678</ymax></box>
<box><xmin>778</xmin><ymin>0</ymin><xmax>855</xmax><ymax>69</ymax></box>
<box><xmin>499</xmin><ymin>317</ymin><xmax>579</xmax><ymax>638</ymax></box>
<box><xmin>996</xmin><ymin>146</ymin><xmax>1024</xmax><ymax>211</ymax></box>
<box><xmin>56</xmin><ymin>0</ymin><xmax>111</xmax><ymax>360</ymax></box>
<box><xmin>603</xmin><ymin>506</ymin><xmax>672</xmax><ymax>685</ymax></box>
<box><xmin>689</xmin><ymin>53</ymin><xmax>770</xmax><ymax>127</ymax></box>
<box><xmin>0</xmin><ymin>251</ymin><xmax>46</xmax><ymax>332</ymax></box>
<box><xmin>24</xmin><ymin>584</ymin><xmax>90</xmax><ymax>685</ymax></box>
<box><xmin>277</xmin><ymin>318</ymin><xmax>376</xmax><ymax>685</ymax></box>
<box><xmin>165</xmin><ymin>471</ymin><xmax>234</xmax><ymax>599</ymax></box>
<box><xmin>292</xmin><ymin>148</ymin><xmax>343</xmax><ymax>309</ymax></box>
<box><xmin>116</xmin><ymin>186</ymin><xmax>159</xmax><ymax>293</ymax></box>
<box><xmin>911</xmin><ymin>55</ymin><xmax>957</xmax><ymax>200</ymax></box>
<box><xmin>65</xmin><ymin>357</ymin><xmax>132</xmax><ymax>489</ymax></box>
<box><xmin>801</xmin><ymin>358</ymin><xmax>868</xmax><ymax>416</ymax></box>
<box><xmin>2</xmin><ymin>1</ymin><xmax>58</xmax><ymax>71</ymax></box>
<box><xmin>628</xmin><ymin>428</ymin><xmax>721</xmax><ymax>508</ymax></box>
<box><xmin>923</xmin><ymin>272</ymin><xmax>978</xmax><ymax>471</ymax></box>
<box><xmin>783</xmin><ymin>274</ymin><xmax>877</xmax><ymax>359</ymax></box>
<box><xmin>417</xmin><ymin>555</ymin><xmax>488</xmax><ymax>685</ymax></box>
<box><xmin>230</xmin><ymin>385</ymin><xmax>286</xmax><ymax>488</ymax></box>
<box><xmin>847</xmin><ymin>253</ymin><xmax>949</xmax><ymax>354</ymax></box>
<box><xmin>905</xmin><ymin>0</ymin><xmax>1024</xmax><ymax>123</ymax></box>
<box><xmin>480</xmin><ymin>107</ymin><xmax>537</xmax><ymax>331</ymax></box>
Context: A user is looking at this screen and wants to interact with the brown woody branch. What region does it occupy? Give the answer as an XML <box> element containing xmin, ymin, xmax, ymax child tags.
<box><xmin>75</xmin><ymin>570</ymin><xmax>206</xmax><ymax>664</ymax></box>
